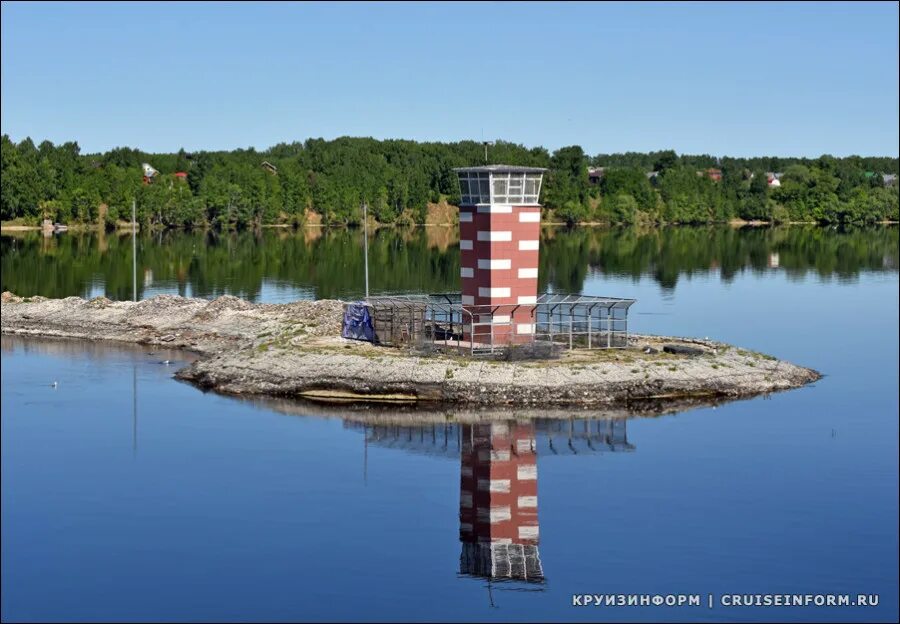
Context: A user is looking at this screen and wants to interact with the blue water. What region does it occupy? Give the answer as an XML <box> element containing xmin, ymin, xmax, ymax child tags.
<box><xmin>2</xmin><ymin>269</ymin><xmax>898</xmax><ymax>622</ymax></box>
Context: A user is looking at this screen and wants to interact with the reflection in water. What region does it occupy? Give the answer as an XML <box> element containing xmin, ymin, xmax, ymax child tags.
<box><xmin>0</xmin><ymin>335</ymin><xmax>193</xmax><ymax>457</ymax></box>
<box><xmin>459</xmin><ymin>422</ymin><xmax>542</xmax><ymax>584</ymax></box>
<box><xmin>3</xmin><ymin>331</ymin><xmax>639</xmax><ymax>590</ymax></box>
<box><xmin>2</xmin><ymin>226</ymin><xmax>896</xmax><ymax>301</ymax></box>
<box><xmin>347</xmin><ymin>418</ymin><xmax>633</xmax><ymax>585</ymax></box>
<box><xmin>1</xmin><ymin>336</ymin><xmax>661</xmax><ymax>588</ymax></box>
<box><xmin>132</xmin><ymin>364</ymin><xmax>138</xmax><ymax>456</ymax></box>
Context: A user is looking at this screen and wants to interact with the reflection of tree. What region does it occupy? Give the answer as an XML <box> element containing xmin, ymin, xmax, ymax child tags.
<box><xmin>1</xmin><ymin>226</ymin><xmax>896</xmax><ymax>300</ymax></box>
<box><xmin>0</xmin><ymin>227</ymin><xmax>461</xmax><ymax>301</ymax></box>
<box><xmin>539</xmin><ymin>225</ymin><xmax>898</xmax><ymax>292</ymax></box>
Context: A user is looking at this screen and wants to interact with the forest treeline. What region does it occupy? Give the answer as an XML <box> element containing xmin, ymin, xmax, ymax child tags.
<box><xmin>2</xmin><ymin>135</ymin><xmax>897</xmax><ymax>228</ymax></box>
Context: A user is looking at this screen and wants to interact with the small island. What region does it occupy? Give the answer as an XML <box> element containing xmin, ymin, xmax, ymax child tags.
<box><xmin>0</xmin><ymin>292</ymin><xmax>821</xmax><ymax>408</ymax></box>
<box><xmin>0</xmin><ymin>167</ymin><xmax>826</xmax><ymax>410</ymax></box>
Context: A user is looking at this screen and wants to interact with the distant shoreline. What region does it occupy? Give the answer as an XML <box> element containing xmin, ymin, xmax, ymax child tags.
<box><xmin>4</xmin><ymin>219</ymin><xmax>898</xmax><ymax>234</ymax></box>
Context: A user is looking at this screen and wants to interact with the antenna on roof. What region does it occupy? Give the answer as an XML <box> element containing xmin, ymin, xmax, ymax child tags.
<box><xmin>482</xmin><ymin>140</ymin><xmax>494</xmax><ymax>164</ymax></box>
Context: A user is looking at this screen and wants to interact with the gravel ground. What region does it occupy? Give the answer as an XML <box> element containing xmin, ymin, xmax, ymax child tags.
<box><xmin>1</xmin><ymin>291</ymin><xmax>821</xmax><ymax>407</ymax></box>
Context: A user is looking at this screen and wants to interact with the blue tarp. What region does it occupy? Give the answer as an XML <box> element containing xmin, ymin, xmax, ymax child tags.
<box><xmin>342</xmin><ymin>303</ymin><xmax>376</xmax><ymax>342</ymax></box>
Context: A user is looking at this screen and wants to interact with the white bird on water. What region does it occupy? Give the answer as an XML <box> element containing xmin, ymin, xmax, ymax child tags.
<box><xmin>161</xmin><ymin>360</ymin><xmax>172</xmax><ymax>366</ymax></box>
<box><xmin>50</xmin><ymin>381</ymin><xmax>58</xmax><ymax>388</ymax></box>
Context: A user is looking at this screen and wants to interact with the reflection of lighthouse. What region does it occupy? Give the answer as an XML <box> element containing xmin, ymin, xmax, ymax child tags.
<box><xmin>459</xmin><ymin>422</ymin><xmax>543</xmax><ymax>583</ymax></box>
<box><xmin>340</xmin><ymin>416</ymin><xmax>634</xmax><ymax>584</ymax></box>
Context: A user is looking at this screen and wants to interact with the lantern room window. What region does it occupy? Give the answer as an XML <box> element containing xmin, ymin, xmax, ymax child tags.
<box><xmin>454</xmin><ymin>166</ymin><xmax>546</xmax><ymax>206</ymax></box>
<box><xmin>458</xmin><ymin>172</ymin><xmax>492</xmax><ymax>205</ymax></box>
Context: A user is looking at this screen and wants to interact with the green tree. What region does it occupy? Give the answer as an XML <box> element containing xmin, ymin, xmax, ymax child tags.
<box><xmin>600</xmin><ymin>168</ymin><xmax>656</xmax><ymax>215</ymax></box>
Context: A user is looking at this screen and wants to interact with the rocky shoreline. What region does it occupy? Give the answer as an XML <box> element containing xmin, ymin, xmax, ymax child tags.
<box><xmin>1</xmin><ymin>292</ymin><xmax>822</xmax><ymax>408</ymax></box>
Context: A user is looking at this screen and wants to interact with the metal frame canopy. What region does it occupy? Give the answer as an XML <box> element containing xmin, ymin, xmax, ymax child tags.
<box><xmin>364</xmin><ymin>292</ymin><xmax>634</xmax><ymax>308</ymax></box>
<box><xmin>358</xmin><ymin>292</ymin><xmax>636</xmax><ymax>356</ymax></box>
<box><xmin>453</xmin><ymin>165</ymin><xmax>548</xmax><ymax>206</ymax></box>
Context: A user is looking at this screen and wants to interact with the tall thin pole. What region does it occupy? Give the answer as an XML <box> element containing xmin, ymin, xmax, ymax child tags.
<box><xmin>132</xmin><ymin>364</ymin><xmax>138</xmax><ymax>457</ymax></box>
<box><xmin>132</xmin><ymin>197</ymin><xmax>137</xmax><ymax>302</ymax></box>
<box><xmin>363</xmin><ymin>202</ymin><xmax>369</xmax><ymax>300</ymax></box>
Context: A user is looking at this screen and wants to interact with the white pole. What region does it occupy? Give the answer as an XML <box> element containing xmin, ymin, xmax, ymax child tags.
<box><xmin>132</xmin><ymin>197</ymin><xmax>137</xmax><ymax>302</ymax></box>
<box><xmin>132</xmin><ymin>364</ymin><xmax>138</xmax><ymax>456</ymax></box>
<box><xmin>363</xmin><ymin>202</ymin><xmax>369</xmax><ymax>300</ymax></box>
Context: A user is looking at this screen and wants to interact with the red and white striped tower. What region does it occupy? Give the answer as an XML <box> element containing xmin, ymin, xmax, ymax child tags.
<box><xmin>459</xmin><ymin>422</ymin><xmax>542</xmax><ymax>582</ymax></box>
<box><xmin>454</xmin><ymin>165</ymin><xmax>546</xmax><ymax>345</ymax></box>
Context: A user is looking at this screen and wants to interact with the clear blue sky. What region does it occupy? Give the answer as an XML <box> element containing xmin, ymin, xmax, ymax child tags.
<box><xmin>2</xmin><ymin>1</ymin><xmax>898</xmax><ymax>157</ymax></box>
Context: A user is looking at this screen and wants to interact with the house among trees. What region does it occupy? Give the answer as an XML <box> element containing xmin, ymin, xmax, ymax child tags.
<box><xmin>699</xmin><ymin>168</ymin><xmax>722</xmax><ymax>182</ymax></box>
<box><xmin>260</xmin><ymin>161</ymin><xmax>278</xmax><ymax>175</ymax></box>
<box><xmin>882</xmin><ymin>173</ymin><xmax>898</xmax><ymax>188</ymax></box>
<box><xmin>588</xmin><ymin>167</ymin><xmax>605</xmax><ymax>184</ymax></box>
<box><xmin>766</xmin><ymin>172</ymin><xmax>784</xmax><ymax>187</ymax></box>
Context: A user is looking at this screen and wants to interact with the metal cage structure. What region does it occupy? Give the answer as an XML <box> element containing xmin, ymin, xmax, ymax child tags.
<box><xmin>357</xmin><ymin>293</ymin><xmax>635</xmax><ymax>357</ymax></box>
<box><xmin>342</xmin><ymin>418</ymin><xmax>635</xmax><ymax>458</ymax></box>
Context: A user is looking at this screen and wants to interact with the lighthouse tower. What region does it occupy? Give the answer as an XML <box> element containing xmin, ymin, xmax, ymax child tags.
<box><xmin>454</xmin><ymin>165</ymin><xmax>546</xmax><ymax>345</ymax></box>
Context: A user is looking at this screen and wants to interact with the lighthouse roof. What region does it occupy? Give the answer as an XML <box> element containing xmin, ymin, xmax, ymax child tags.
<box><xmin>453</xmin><ymin>164</ymin><xmax>547</xmax><ymax>174</ymax></box>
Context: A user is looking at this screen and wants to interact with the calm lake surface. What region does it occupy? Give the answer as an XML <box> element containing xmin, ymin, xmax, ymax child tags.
<box><xmin>2</xmin><ymin>226</ymin><xmax>898</xmax><ymax>622</ymax></box>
